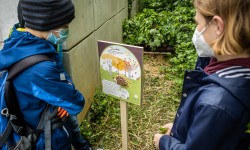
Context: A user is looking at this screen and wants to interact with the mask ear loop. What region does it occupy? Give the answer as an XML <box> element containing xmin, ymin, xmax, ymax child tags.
<box><xmin>52</xmin><ymin>27</ymin><xmax>69</xmax><ymax>33</ymax></box>
<box><xmin>198</xmin><ymin>20</ymin><xmax>213</xmax><ymax>37</ymax></box>
<box><xmin>46</xmin><ymin>32</ymin><xmax>53</xmax><ymax>41</ymax></box>
<box><xmin>49</xmin><ymin>28</ymin><xmax>69</xmax><ymax>40</ymax></box>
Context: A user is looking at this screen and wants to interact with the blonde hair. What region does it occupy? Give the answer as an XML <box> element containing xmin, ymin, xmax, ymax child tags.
<box><xmin>194</xmin><ymin>0</ymin><xmax>250</xmax><ymax>55</ymax></box>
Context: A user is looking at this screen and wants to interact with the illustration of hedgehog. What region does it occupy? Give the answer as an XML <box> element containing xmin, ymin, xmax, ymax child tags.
<box><xmin>114</xmin><ymin>75</ymin><xmax>128</xmax><ymax>86</ymax></box>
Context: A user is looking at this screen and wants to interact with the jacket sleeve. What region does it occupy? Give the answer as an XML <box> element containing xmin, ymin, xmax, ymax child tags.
<box><xmin>28</xmin><ymin>61</ymin><xmax>84</xmax><ymax>115</ymax></box>
<box><xmin>159</xmin><ymin>135</ymin><xmax>185</xmax><ymax>150</ymax></box>
<box><xmin>159</xmin><ymin>104</ymin><xmax>236</xmax><ymax>150</ymax></box>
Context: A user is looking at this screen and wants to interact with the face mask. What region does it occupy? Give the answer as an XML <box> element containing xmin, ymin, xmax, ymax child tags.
<box><xmin>192</xmin><ymin>24</ymin><xmax>214</xmax><ymax>57</ymax></box>
<box><xmin>47</xmin><ymin>28</ymin><xmax>69</xmax><ymax>45</ymax></box>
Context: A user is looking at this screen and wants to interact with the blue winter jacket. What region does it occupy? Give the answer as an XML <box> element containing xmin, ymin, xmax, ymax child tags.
<box><xmin>0</xmin><ymin>24</ymin><xmax>84</xmax><ymax>149</ymax></box>
<box><xmin>159</xmin><ymin>57</ymin><xmax>250</xmax><ymax>150</ymax></box>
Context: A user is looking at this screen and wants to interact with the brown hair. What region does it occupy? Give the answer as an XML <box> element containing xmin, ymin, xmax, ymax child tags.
<box><xmin>194</xmin><ymin>0</ymin><xmax>250</xmax><ymax>55</ymax></box>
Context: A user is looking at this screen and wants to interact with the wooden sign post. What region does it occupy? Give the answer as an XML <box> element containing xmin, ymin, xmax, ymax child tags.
<box><xmin>120</xmin><ymin>100</ymin><xmax>128</xmax><ymax>150</ymax></box>
<box><xmin>98</xmin><ymin>41</ymin><xmax>143</xmax><ymax>150</ymax></box>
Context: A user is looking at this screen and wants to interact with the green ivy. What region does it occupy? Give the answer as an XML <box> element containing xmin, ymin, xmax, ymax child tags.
<box><xmin>139</xmin><ymin>0</ymin><xmax>193</xmax><ymax>12</ymax></box>
<box><xmin>80</xmin><ymin>89</ymin><xmax>120</xmax><ymax>143</ymax></box>
<box><xmin>123</xmin><ymin>9</ymin><xmax>169</xmax><ymax>51</ymax></box>
<box><xmin>123</xmin><ymin>0</ymin><xmax>197</xmax><ymax>81</ymax></box>
<box><xmin>167</xmin><ymin>6</ymin><xmax>197</xmax><ymax>79</ymax></box>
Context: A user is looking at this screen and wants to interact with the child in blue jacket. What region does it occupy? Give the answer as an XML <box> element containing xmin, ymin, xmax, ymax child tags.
<box><xmin>0</xmin><ymin>0</ymin><xmax>91</xmax><ymax>149</ymax></box>
<box><xmin>154</xmin><ymin>0</ymin><xmax>250</xmax><ymax>149</ymax></box>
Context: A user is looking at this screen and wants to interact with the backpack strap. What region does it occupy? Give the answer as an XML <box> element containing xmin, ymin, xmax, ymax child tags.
<box><xmin>0</xmin><ymin>55</ymin><xmax>51</xmax><ymax>147</ymax></box>
<box><xmin>7</xmin><ymin>55</ymin><xmax>51</xmax><ymax>80</ymax></box>
<box><xmin>5</xmin><ymin>55</ymin><xmax>51</xmax><ymax>135</ymax></box>
<box><xmin>44</xmin><ymin>105</ymin><xmax>52</xmax><ymax>150</ymax></box>
<box><xmin>0</xmin><ymin>121</ymin><xmax>12</xmax><ymax>146</ymax></box>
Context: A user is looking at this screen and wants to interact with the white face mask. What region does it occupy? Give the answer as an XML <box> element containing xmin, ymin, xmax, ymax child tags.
<box><xmin>192</xmin><ymin>23</ymin><xmax>214</xmax><ymax>57</ymax></box>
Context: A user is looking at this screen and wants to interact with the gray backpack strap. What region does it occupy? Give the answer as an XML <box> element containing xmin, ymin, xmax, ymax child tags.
<box><xmin>7</xmin><ymin>55</ymin><xmax>51</xmax><ymax>80</ymax></box>
<box><xmin>25</xmin><ymin>105</ymin><xmax>52</xmax><ymax>150</ymax></box>
<box><xmin>1</xmin><ymin>55</ymin><xmax>52</xmax><ymax>149</ymax></box>
<box><xmin>44</xmin><ymin>106</ymin><xmax>51</xmax><ymax>150</ymax></box>
<box><xmin>0</xmin><ymin>121</ymin><xmax>12</xmax><ymax>147</ymax></box>
<box><xmin>4</xmin><ymin>54</ymin><xmax>51</xmax><ymax>136</ymax></box>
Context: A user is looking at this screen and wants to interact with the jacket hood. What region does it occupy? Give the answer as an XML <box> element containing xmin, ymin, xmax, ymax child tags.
<box><xmin>0</xmin><ymin>24</ymin><xmax>56</xmax><ymax>70</ymax></box>
<box><xmin>206</xmin><ymin>74</ymin><xmax>250</xmax><ymax>112</ymax></box>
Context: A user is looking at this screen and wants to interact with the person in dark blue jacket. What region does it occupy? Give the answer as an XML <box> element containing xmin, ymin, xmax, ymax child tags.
<box><xmin>154</xmin><ymin>0</ymin><xmax>250</xmax><ymax>149</ymax></box>
<box><xmin>0</xmin><ymin>0</ymin><xmax>91</xmax><ymax>149</ymax></box>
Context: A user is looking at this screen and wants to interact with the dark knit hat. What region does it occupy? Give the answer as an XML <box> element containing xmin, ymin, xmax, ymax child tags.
<box><xmin>17</xmin><ymin>1</ymin><xmax>25</xmax><ymax>27</ymax></box>
<box><xmin>18</xmin><ymin>0</ymin><xmax>75</xmax><ymax>31</ymax></box>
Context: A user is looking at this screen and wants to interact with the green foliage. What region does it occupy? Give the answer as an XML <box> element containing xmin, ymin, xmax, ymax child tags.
<box><xmin>139</xmin><ymin>0</ymin><xmax>193</xmax><ymax>12</ymax></box>
<box><xmin>80</xmin><ymin>89</ymin><xmax>120</xmax><ymax>144</ymax></box>
<box><xmin>139</xmin><ymin>0</ymin><xmax>176</xmax><ymax>12</ymax></box>
<box><xmin>123</xmin><ymin>0</ymin><xmax>197</xmax><ymax>80</ymax></box>
<box><xmin>166</xmin><ymin>6</ymin><xmax>197</xmax><ymax>80</ymax></box>
<box><xmin>123</xmin><ymin>9</ymin><xmax>170</xmax><ymax>51</ymax></box>
<box><xmin>159</xmin><ymin>126</ymin><xmax>168</xmax><ymax>134</ymax></box>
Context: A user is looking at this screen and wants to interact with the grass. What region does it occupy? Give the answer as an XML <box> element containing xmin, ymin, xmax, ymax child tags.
<box><xmin>80</xmin><ymin>54</ymin><xmax>181</xmax><ymax>150</ymax></box>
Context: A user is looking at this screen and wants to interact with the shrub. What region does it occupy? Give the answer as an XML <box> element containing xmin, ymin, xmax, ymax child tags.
<box><xmin>139</xmin><ymin>0</ymin><xmax>193</xmax><ymax>12</ymax></box>
<box><xmin>123</xmin><ymin>0</ymin><xmax>197</xmax><ymax>80</ymax></box>
<box><xmin>80</xmin><ymin>89</ymin><xmax>120</xmax><ymax>143</ymax></box>
<box><xmin>123</xmin><ymin>9</ymin><xmax>170</xmax><ymax>51</ymax></box>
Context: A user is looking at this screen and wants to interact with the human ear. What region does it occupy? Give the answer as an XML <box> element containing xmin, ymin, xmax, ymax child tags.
<box><xmin>212</xmin><ymin>16</ymin><xmax>224</xmax><ymax>36</ymax></box>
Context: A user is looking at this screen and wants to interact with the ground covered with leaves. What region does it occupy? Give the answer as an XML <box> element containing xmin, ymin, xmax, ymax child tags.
<box><xmin>81</xmin><ymin>54</ymin><xmax>181</xmax><ymax>150</ymax></box>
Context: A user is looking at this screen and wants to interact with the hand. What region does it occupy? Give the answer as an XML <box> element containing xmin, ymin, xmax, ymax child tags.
<box><xmin>57</xmin><ymin>107</ymin><xmax>69</xmax><ymax>118</ymax></box>
<box><xmin>49</xmin><ymin>106</ymin><xmax>69</xmax><ymax>129</ymax></box>
<box><xmin>154</xmin><ymin>133</ymin><xmax>164</xmax><ymax>149</ymax></box>
<box><xmin>161</xmin><ymin>123</ymin><xmax>173</xmax><ymax>135</ymax></box>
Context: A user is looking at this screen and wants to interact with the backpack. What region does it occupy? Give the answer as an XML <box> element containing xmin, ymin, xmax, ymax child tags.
<box><xmin>0</xmin><ymin>55</ymin><xmax>52</xmax><ymax>150</ymax></box>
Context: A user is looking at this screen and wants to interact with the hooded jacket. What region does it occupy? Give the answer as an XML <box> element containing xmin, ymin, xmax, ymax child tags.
<box><xmin>0</xmin><ymin>24</ymin><xmax>84</xmax><ymax>150</ymax></box>
<box><xmin>159</xmin><ymin>57</ymin><xmax>250</xmax><ymax>150</ymax></box>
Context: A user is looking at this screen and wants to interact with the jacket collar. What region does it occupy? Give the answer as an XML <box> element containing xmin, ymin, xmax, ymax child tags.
<box><xmin>0</xmin><ymin>24</ymin><xmax>56</xmax><ymax>70</ymax></box>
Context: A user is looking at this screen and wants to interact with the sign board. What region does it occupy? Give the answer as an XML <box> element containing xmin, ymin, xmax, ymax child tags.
<box><xmin>98</xmin><ymin>40</ymin><xmax>143</xmax><ymax>106</ymax></box>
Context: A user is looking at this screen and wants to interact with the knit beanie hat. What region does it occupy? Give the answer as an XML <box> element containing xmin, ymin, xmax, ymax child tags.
<box><xmin>18</xmin><ymin>0</ymin><xmax>75</xmax><ymax>31</ymax></box>
<box><xmin>17</xmin><ymin>1</ymin><xmax>25</xmax><ymax>28</ymax></box>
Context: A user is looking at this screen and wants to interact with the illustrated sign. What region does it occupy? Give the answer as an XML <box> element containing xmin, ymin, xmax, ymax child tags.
<box><xmin>98</xmin><ymin>40</ymin><xmax>143</xmax><ymax>106</ymax></box>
